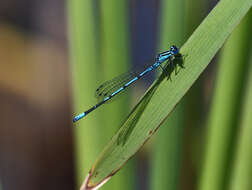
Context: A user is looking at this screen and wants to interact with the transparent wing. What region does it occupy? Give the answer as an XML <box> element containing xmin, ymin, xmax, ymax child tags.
<box><xmin>95</xmin><ymin>71</ymin><xmax>137</xmax><ymax>101</ymax></box>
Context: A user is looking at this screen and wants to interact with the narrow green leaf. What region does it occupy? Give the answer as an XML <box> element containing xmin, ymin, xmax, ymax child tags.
<box><xmin>198</xmin><ymin>9</ymin><xmax>252</xmax><ymax>190</ymax></box>
<box><xmin>67</xmin><ymin>0</ymin><xmax>104</xmax><ymax>186</ymax></box>
<box><xmin>229</xmin><ymin>12</ymin><xmax>252</xmax><ymax>190</ymax></box>
<box><xmin>83</xmin><ymin>0</ymin><xmax>252</xmax><ymax>188</ymax></box>
<box><xmin>229</xmin><ymin>44</ymin><xmax>252</xmax><ymax>190</ymax></box>
<box><xmin>99</xmin><ymin>1</ymin><xmax>134</xmax><ymax>190</ymax></box>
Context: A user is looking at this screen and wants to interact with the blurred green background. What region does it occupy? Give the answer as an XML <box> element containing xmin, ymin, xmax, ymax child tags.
<box><xmin>0</xmin><ymin>0</ymin><xmax>251</xmax><ymax>190</ymax></box>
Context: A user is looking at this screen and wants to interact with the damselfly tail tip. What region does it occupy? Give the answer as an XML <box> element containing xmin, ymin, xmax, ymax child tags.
<box><xmin>73</xmin><ymin>117</ymin><xmax>79</xmax><ymax>123</ymax></box>
<box><xmin>73</xmin><ymin>112</ymin><xmax>86</xmax><ymax>123</ymax></box>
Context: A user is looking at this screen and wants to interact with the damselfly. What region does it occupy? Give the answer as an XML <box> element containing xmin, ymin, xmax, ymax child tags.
<box><xmin>73</xmin><ymin>45</ymin><xmax>183</xmax><ymax>122</ymax></box>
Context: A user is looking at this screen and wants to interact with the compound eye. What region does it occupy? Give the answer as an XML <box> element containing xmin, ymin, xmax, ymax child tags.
<box><xmin>171</xmin><ymin>45</ymin><xmax>178</xmax><ymax>53</ymax></box>
<box><xmin>171</xmin><ymin>45</ymin><xmax>176</xmax><ymax>50</ymax></box>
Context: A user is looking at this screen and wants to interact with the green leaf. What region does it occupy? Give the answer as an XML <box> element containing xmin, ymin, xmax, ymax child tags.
<box><xmin>198</xmin><ymin>9</ymin><xmax>252</xmax><ymax>190</ymax></box>
<box><xmin>82</xmin><ymin>0</ymin><xmax>252</xmax><ymax>189</ymax></box>
<box><xmin>229</xmin><ymin>44</ymin><xmax>252</xmax><ymax>190</ymax></box>
<box><xmin>67</xmin><ymin>0</ymin><xmax>104</xmax><ymax>186</ymax></box>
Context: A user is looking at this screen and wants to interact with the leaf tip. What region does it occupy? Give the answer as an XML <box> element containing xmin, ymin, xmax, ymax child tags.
<box><xmin>80</xmin><ymin>171</ymin><xmax>111</xmax><ymax>190</ymax></box>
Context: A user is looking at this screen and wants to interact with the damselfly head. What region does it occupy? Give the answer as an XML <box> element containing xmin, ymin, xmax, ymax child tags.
<box><xmin>170</xmin><ymin>45</ymin><xmax>179</xmax><ymax>54</ymax></box>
